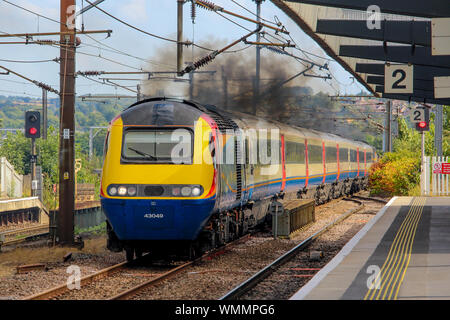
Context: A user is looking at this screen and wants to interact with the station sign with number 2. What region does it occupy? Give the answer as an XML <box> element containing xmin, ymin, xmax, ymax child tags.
<box><xmin>385</xmin><ymin>64</ymin><xmax>414</xmax><ymax>94</ymax></box>
<box><xmin>410</xmin><ymin>107</ymin><xmax>425</xmax><ymax>123</ymax></box>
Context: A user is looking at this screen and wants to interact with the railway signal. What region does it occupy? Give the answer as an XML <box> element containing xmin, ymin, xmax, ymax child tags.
<box><xmin>412</xmin><ymin>106</ymin><xmax>430</xmax><ymax>195</ymax></box>
<box><xmin>25</xmin><ymin>111</ymin><xmax>41</xmax><ymax>138</ymax></box>
<box><xmin>24</xmin><ymin>111</ymin><xmax>40</xmax><ymax>197</ymax></box>
<box><xmin>412</xmin><ymin>107</ymin><xmax>430</xmax><ymax>132</ymax></box>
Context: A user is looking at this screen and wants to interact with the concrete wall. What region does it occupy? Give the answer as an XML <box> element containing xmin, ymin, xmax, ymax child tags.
<box><xmin>0</xmin><ymin>157</ymin><xmax>23</xmax><ymax>199</ymax></box>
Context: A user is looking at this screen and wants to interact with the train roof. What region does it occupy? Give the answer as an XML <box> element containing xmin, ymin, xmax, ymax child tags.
<box><xmin>220</xmin><ymin>106</ymin><xmax>373</xmax><ymax>150</ymax></box>
<box><xmin>127</xmin><ymin>97</ymin><xmax>374</xmax><ymax>150</ymax></box>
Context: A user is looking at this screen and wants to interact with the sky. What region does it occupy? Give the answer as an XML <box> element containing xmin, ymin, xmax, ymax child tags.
<box><xmin>0</xmin><ymin>0</ymin><xmax>368</xmax><ymax>99</ymax></box>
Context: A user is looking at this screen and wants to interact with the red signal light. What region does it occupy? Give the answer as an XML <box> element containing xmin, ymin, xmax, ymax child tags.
<box><xmin>29</xmin><ymin>127</ymin><xmax>37</xmax><ymax>135</ymax></box>
<box><xmin>418</xmin><ymin>121</ymin><xmax>426</xmax><ymax>128</ymax></box>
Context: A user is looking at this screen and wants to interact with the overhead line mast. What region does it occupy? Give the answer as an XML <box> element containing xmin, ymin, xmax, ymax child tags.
<box><xmin>253</xmin><ymin>0</ymin><xmax>263</xmax><ymax>115</ymax></box>
<box><xmin>58</xmin><ymin>0</ymin><xmax>76</xmax><ymax>246</ymax></box>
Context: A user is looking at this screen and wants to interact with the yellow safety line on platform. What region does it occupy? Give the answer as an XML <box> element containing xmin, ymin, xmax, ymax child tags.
<box><xmin>392</xmin><ymin>198</ymin><xmax>426</xmax><ymax>300</ymax></box>
<box><xmin>364</xmin><ymin>197</ymin><xmax>425</xmax><ymax>300</ymax></box>
<box><xmin>380</xmin><ymin>197</ymin><xmax>424</xmax><ymax>300</ymax></box>
<box><xmin>364</xmin><ymin>197</ymin><xmax>419</xmax><ymax>300</ymax></box>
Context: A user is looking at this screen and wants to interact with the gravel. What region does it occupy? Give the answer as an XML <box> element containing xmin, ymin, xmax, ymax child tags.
<box><xmin>0</xmin><ymin>237</ymin><xmax>124</xmax><ymax>300</ymax></box>
<box><xmin>242</xmin><ymin>198</ymin><xmax>384</xmax><ymax>300</ymax></box>
<box><xmin>54</xmin><ymin>263</ymin><xmax>175</xmax><ymax>300</ymax></box>
<box><xmin>131</xmin><ymin>236</ymin><xmax>295</xmax><ymax>300</ymax></box>
<box><xmin>130</xmin><ymin>194</ymin><xmax>385</xmax><ymax>300</ymax></box>
<box><xmin>0</xmin><ymin>192</ymin><xmax>388</xmax><ymax>300</ymax></box>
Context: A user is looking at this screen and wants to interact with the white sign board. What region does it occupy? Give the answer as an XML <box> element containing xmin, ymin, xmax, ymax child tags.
<box><xmin>410</xmin><ymin>108</ymin><xmax>425</xmax><ymax>123</ymax></box>
<box><xmin>432</xmin><ymin>18</ymin><xmax>450</xmax><ymax>56</ymax></box>
<box><xmin>434</xmin><ymin>76</ymin><xmax>450</xmax><ymax>99</ymax></box>
<box><xmin>385</xmin><ymin>64</ymin><xmax>413</xmax><ymax>94</ymax></box>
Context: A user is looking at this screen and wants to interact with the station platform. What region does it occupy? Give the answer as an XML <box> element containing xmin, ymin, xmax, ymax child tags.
<box><xmin>291</xmin><ymin>196</ymin><xmax>450</xmax><ymax>300</ymax></box>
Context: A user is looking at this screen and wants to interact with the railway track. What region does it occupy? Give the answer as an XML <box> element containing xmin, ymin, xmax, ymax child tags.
<box><xmin>22</xmin><ymin>195</ymin><xmax>386</xmax><ymax>300</ymax></box>
<box><xmin>24</xmin><ymin>234</ymin><xmax>252</xmax><ymax>300</ymax></box>
<box><xmin>351</xmin><ymin>195</ymin><xmax>388</xmax><ymax>204</ymax></box>
<box><xmin>0</xmin><ymin>224</ymin><xmax>49</xmax><ymax>248</ymax></box>
<box><xmin>219</xmin><ymin>196</ymin><xmax>385</xmax><ymax>300</ymax></box>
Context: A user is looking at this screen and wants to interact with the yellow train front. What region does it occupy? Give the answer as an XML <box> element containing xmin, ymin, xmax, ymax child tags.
<box><xmin>101</xmin><ymin>98</ymin><xmax>218</xmax><ymax>260</ymax></box>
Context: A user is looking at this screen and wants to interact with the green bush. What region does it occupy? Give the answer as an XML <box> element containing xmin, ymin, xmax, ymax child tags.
<box><xmin>369</xmin><ymin>153</ymin><xmax>420</xmax><ymax>197</ymax></box>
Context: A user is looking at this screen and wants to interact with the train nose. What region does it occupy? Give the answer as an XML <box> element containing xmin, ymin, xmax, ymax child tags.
<box><xmin>101</xmin><ymin>197</ymin><xmax>216</xmax><ymax>241</ymax></box>
<box><xmin>133</xmin><ymin>201</ymin><xmax>175</xmax><ymax>231</ymax></box>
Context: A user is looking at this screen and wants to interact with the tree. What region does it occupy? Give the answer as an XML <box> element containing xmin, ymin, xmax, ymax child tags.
<box><xmin>369</xmin><ymin>114</ymin><xmax>439</xmax><ymax>197</ymax></box>
<box><xmin>0</xmin><ymin>125</ymin><xmax>101</xmax><ymax>208</ymax></box>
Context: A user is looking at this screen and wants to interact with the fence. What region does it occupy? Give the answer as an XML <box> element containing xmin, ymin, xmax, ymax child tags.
<box><xmin>423</xmin><ymin>156</ymin><xmax>449</xmax><ymax>196</ymax></box>
<box><xmin>49</xmin><ymin>205</ymin><xmax>105</xmax><ymax>240</ymax></box>
<box><xmin>74</xmin><ymin>207</ymin><xmax>105</xmax><ymax>230</ymax></box>
<box><xmin>0</xmin><ymin>157</ymin><xmax>23</xmax><ymax>199</ymax></box>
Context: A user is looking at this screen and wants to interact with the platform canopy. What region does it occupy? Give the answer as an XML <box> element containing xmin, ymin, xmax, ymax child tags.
<box><xmin>271</xmin><ymin>0</ymin><xmax>450</xmax><ymax>105</ymax></box>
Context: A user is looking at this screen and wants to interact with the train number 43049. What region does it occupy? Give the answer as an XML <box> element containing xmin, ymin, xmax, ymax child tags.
<box><xmin>144</xmin><ymin>213</ymin><xmax>164</xmax><ymax>219</ymax></box>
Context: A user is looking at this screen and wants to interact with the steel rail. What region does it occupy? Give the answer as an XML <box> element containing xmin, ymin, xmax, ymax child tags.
<box><xmin>219</xmin><ymin>198</ymin><xmax>364</xmax><ymax>300</ymax></box>
<box><xmin>109</xmin><ymin>261</ymin><xmax>193</xmax><ymax>300</ymax></box>
<box><xmin>0</xmin><ymin>225</ymin><xmax>50</xmax><ymax>248</ymax></box>
<box><xmin>110</xmin><ymin>233</ymin><xmax>252</xmax><ymax>300</ymax></box>
<box><xmin>24</xmin><ymin>234</ymin><xmax>252</xmax><ymax>300</ymax></box>
<box><xmin>351</xmin><ymin>195</ymin><xmax>388</xmax><ymax>204</ymax></box>
<box><xmin>1</xmin><ymin>232</ymin><xmax>49</xmax><ymax>247</ymax></box>
<box><xmin>0</xmin><ymin>224</ymin><xmax>49</xmax><ymax>237</ymax></box>
<box><xmin>24</xmin><ymin>260</ymin><xmax>130</xmax><ymax>300</ymax></box>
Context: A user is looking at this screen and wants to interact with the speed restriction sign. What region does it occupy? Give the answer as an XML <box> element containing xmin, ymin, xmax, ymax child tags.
<box><xmin>385</xmin><ymin>64</ymin><xmax>413</xmax><ymax>94</ymax></box>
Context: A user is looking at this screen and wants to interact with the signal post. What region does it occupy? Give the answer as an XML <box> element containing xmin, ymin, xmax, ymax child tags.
<box><xmin>412</xmin><ymin>106</ymin><xmax>430</xmax><ymax>195</ymax></box>
<box><xmin>25</xmin><ymin>111</ymin><xmax>41</xmax><ymax>197</ymax></box>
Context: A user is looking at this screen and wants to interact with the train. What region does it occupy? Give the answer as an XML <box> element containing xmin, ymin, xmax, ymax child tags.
<box><xmin>100</xmin><ymin>97</ymin><xmax>376</xmax><ymax>261</ymax></box>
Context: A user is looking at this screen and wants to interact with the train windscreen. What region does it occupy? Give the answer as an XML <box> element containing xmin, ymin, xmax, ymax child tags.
<box><xmin>122</xmin><ymin>129</ymin><xmax>192</xmax><ymax>164</ymax></box>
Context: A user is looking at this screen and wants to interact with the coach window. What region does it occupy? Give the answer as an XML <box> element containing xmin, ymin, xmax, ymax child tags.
<box><xmin>286</xmin><ymin>141</ymin><xmax>305</xmax><ymax>164</ymax></box>
<box><xmin>308</xmin><ymin>144</ymin><xmax>323</xmax><ymax>164</ymax></box>
<box><xmin>350</xmin><ymin>150</ymin><xmax>357</xmax><ymax>163</ymax></box>
<box><xmin>339</xmin><ymin>148</ymin><xmax>348</xmax><ymax>163</ymax></box>
<box><xmin>325</xmin><ymin>146</ymin><xmax>337</xmax><ymax>163</ymax></box>
<box><xmin>359</xmin><ymin>151</ymin><xmax>365</xmax><ymax>163</ymax></box>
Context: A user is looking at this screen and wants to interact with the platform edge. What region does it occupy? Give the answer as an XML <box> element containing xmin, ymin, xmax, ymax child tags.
<box><xmin>289</xmin><ymin>196</ymin><xmax>398</xmax><ymax>300</ymax></box>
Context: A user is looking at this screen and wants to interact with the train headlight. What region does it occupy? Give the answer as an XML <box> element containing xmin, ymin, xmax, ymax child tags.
<box><xmin>108</xmin><ymin>186</ymin><xmax>117</xmax><ymax>196</ymax></box>
<box><xmin>118</xmin><ymin>186</ymin><xmax>127</xmax><ymax>196</ymax></box>
<box><xmin>181</xmin><ymin>186</ymin><xmax>192</xmax><ymax>196</ymax></box>
<box><xmin>191</xmin><ymin>187</ymin><xmax>202</xmax><ymax>196</ymax></box>
<box><xmin>127</xmin><ymin>186</ymin><xmax>137</xmax><ymax>196</ymax></box>
<box><xmin>107</xmin><ymin>184</ymin><xmax>137</xmax><ymax>197</ymax></box>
